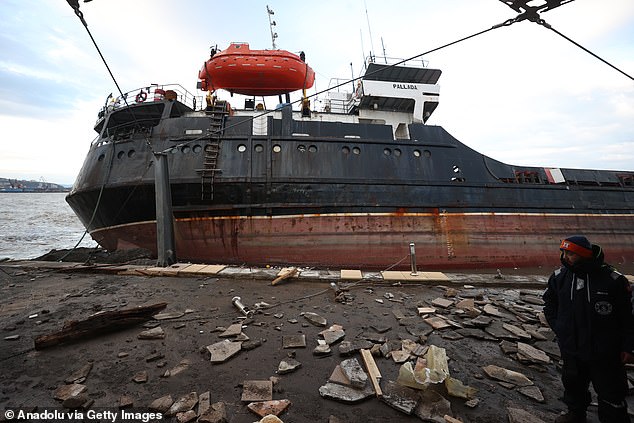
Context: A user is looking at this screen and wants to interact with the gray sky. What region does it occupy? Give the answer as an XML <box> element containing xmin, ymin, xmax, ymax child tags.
<box><xmin>1</xmin><ymin>0</ymin><xmax>633</xmax><ymax>185</ymax></box>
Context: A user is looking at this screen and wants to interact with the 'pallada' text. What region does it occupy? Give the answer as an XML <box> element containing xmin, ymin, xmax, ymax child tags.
<box><xmin>393</xmin><ymin>83</ymin><xmax>418</xmax><ymax>89</ymax></box>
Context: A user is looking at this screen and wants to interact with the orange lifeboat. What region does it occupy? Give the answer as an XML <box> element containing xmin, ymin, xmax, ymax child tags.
<box><xmin>198</xmin><ymin>42</ymin><xmax>315</xmax><ymax>96</ymax></box>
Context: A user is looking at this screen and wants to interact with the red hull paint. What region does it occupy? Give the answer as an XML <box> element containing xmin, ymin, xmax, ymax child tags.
<box><xmin>90</xmin><ymin>212</ymin><xmax>634</xmax><ymax>271</ymax></box>
<box><xmin>198</xmin><ymin>43</ymin><xmax>315</xmax><ymax>96</ymax></box>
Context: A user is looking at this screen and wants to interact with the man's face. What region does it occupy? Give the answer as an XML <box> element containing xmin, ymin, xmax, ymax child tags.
<box><xmin>562</xmin><ymin>250</ymin><xmax>582</xmax><ymax>266</ymax></box>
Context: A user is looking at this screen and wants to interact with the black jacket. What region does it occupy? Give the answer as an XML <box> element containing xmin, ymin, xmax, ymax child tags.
<box><xmin>543</xmin><ymin>245</ymin><xmax>634</xmax><ymax>360</ymax></box>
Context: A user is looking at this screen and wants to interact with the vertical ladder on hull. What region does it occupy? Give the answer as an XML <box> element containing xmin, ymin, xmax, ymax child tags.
<box><xmin>200</xmin><ymin>100</ymin><xmax>228</xmax><ymax>200</ymax></box>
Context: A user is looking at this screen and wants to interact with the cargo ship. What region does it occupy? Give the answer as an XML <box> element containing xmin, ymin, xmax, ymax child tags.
<box><xmin>66</xmin><ymin>40</ymin><xmax>634</xmax><ymax>270</ymax></box>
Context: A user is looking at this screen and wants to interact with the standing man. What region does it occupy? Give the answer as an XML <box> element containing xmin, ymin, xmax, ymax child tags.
<box><xmin>543</xmin><ymin>235</ymin><xmax>634</xmax><ymax>423</ymax></box>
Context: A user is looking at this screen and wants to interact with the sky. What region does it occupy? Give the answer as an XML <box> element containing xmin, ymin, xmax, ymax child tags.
<box><xmin>1</xmin><ymin>0</ymin><xmax>633</xmax><ymax>185</ymax></box>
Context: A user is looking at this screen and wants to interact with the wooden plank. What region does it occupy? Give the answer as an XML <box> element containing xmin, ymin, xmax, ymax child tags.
<box><xmin>360</xmin><ymin>348</ymin><xmax>383</xmax><ymax>398</ymax></box>
<box><xmin>340</xmin><ymin>269</ymin><xmax>362</xmax><ymax>280</ymax></box>
<box><xmin>271</xmin><ymin>267</ymin><xmax>299</xmax><ymax>286</ymax></box>
<box><xmin>34</xmin><ymin>302</ymin><xmax>167</xmax><ymax>350</ymax></box>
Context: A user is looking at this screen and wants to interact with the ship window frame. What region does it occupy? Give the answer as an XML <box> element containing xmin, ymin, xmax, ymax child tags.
<box><xmin>352</xmin><ymin>147</ymin><xmax>361</xmax><ymax>155</ymax></box>
<box><xmin>342</xmin><ymin>146</ymin><xmax>350</xmax><ymax>154</ymax></box>
<box><xmin>254</xmin><ymin>144</ymin><xmax>264</xmax><ymax>153</ymax></box>
<box><xmin>413</xmin><ymin>149</ymin><xmax>421</xmax><ymax>157</ymax></box>
<box><xmin>273</xmin><ymin>144</ymin><xmax>282</xmax><ymax>153</ymax></box>
<box><xmin>237</xmin><ymin>144</ymin><xmax>247</xmax><ymax>153</ymax></box>
<box><xmin>308</xmin><ymin>145</ymin><xmax>317</xmax><ymax>153</ymax></box>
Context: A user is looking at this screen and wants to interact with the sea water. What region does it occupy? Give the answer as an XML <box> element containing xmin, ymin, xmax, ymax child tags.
<box><xmin>0</xmin><ymin>192</ymin><xmax>97</xmax><ymax>260</ymax></box>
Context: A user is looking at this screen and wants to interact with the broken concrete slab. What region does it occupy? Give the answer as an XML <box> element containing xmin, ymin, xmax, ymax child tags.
<box><xmin>338</xmin><ymin>339</ymin><xmax>374</xmax><ymax>355</ymax></box>
<box><xmin>431</xmin><ymin>297</ymin><xmax>454</xmax><ymax>309</ymax></box>
<box><xmin>219</xmin><ymin>323</ymin><xmax>243</xmax><ymax>338</ymax></box>
<box><xmin>313</xmin><ymin>344</ymin><xmax>332</xmax><ymax>356</ymax></box>
<box><xmin>207</xmin><ymin>340</ymin><xmax>242</xmax><ymax>363</ymax></box>
<box><xmin>380</xmin><ymin>381</ymin><xmax>419</xmax><ymax>415</ymax></box>
<box><xmin>166</xmin><ymin>392</ymin><xmax>198</xmax><ymax>416</ymax></box>
<box><xmin>153</xmin><ymin>311</ymin><xmax>185</xmax><ymax>320</ymax></box>
<box><xmin>132</xmin><ymin>370</ymin><xmax>148</xmax><ymax>383</ymax></box>
<box><xmin>163</xmin><ymin>359</ymin><xmax>190</xmax><ymax>377</ymax></box>
<box><xmin>282</xmin><ymin>334</ymin><xmax>306</xmax><ymax>348</ymax></box>
<box><xmin>241</xmin><ymin>380</ymin><xmax>273</xmax><ymax>402</ymax></box>
<box><xmin>198</xmin><ymin>402</ymin><xmax>228</xmax><ymax>423</ymax></box>
<box><xmin>53</xmin><ymin>383</ymin><xmax>86</xmax><ymax>401</ymax></box>
<box><xmin>320</xmin><ymin>324</ymin><xmax>345</xmax><ymax>344</ymax></box>
<box><xmin>277</xmin><ymin>358</ymin><xmax>302</xmax><ymax>374</ymax></box>
<box><xmin>198</xmin><ymin>391</ymin><xmax>210</xmax><ymax>417</ymax></box>
<box><xmin>148</xmin><ymin>394</ymin><xmax>173</xmax><ymax>413</ymax></box>
<box><xmin>247</xmin><ymin>399</ymin><xmax>291</xmax><ymax>417</ymax></box>
<box><xmin>482</xmin><ymin>364</ymin><xmax>533</xmax><ymax>387</ymax></box>
<box><xmin>318</xmin><ymin>382</ymin><xmax>374</xmax><ymax>403</ymax></box>
<box><xmin>329</xmin><ymin>365</ymin><xmax>352</xmax><ymax>386</ymax></box>
<box><xmin>414</xmin><ymin>389</ymin><xmax>453</xmax><ymax>422</ymax></box>
<box><xmin>64</xmin><ymin>362</ymin><xmax>93</xmax><ymax>384</ymax></box>
<box><xmin>423</xmin><ymin>316</ymin><xmax>451</xmax><ymax>330</ymax></box>
<box><xmin>517</xmin><ymin>342</ymin><xmax>550</xmax><ymax>364</ymax></box>
<box><xmin>138</xmin><ymin>326</ymin><xmax>165</xmax><ymax>340</ymax></box>
<box><xmin>502</xmin><ymin>323</ymin><xmax>531</xmax><ymax>340</ymax></box>
<box><xmin>483</xmin><ymin>304</ymin><xmax>504</xmax><ymax>317</ymax></box>
<box><xmin>340</xmin><ymin>358</ymin><xmax>368</xmax><ymax>388</ymax></box>
<box><xmin>518</xmin><ymin>385</ymin><xmax>545</xmax><ymax>402</ymax></box>
<box><xmin>302</xmin><ymin>312</ymin><xmax>327</xmax><ymax>327</ymax></box>
<box><xmin>119</xmin><ymin>395</ymin><xmax>134</xmax><ymax>409</ymax></box>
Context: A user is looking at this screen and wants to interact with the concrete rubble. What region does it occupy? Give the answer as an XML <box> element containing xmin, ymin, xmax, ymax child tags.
<box><xmin>6</xmin><ymin>259</ymin><xmax>629</xmax><ymax>422</ymax></box>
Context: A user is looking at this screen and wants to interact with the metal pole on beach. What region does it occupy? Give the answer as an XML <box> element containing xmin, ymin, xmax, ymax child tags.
<box><xmin>154</xmin><ymin>152</ymin><xmax>176</xmax><ymax>267</ymax></box>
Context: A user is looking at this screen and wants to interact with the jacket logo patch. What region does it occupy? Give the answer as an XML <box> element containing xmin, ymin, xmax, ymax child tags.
<box><xmin>595</xmin><ymin>301</ymin><xmax>613</xmax><ymax>316</ymax></box>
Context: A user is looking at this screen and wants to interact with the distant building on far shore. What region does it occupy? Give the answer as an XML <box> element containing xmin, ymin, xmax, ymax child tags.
<box><xmin>0</xmin><ymin>177</ymin><xmax>69</xmax><ymax>193</ymax></box>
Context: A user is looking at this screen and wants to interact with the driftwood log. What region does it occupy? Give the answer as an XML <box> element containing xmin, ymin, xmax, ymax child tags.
<box><xmin>34</xmin><ymin>302</ymin><xmax>167</xmax><ymax>350</ymax></box>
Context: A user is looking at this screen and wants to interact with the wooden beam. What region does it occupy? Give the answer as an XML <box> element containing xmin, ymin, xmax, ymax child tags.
<box><xmin>34</xmin><ymin>302</ymin><xmax>167</xmax><ymax>350</ymax></box>
<box><xmin>360</xmin><ymin>348</ymin><xmax>383</xmax><ymax>398</ymax></box>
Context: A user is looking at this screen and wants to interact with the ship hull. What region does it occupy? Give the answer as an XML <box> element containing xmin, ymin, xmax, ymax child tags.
<box><xmin>85</xmin><ymin>209</ymin><xmax>634</xmax><ymax>270</ymax></box>
<box><xmin>67</xmin><ymin>87</ymin><xmax>634</xmax><ymax>271</ymax></box>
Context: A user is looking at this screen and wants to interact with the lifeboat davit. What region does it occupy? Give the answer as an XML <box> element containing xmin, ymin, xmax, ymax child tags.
<box><xmin>198</xmin><ymin>42</ymin><xmax>315</xmax><ymax>96</ymax></box>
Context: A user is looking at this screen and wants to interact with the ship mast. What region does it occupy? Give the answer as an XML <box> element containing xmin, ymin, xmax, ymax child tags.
<box><xmin>266</xmin><ymin>5</ymin><xmax>278</xmax><ymax>49</ymax></box>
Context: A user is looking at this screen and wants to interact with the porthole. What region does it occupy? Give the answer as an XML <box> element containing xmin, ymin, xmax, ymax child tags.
<box><xmin>297</xmin><ymin>144</ymin><xmax>306</xmax><ymax>152</ymax></box>
<box><xmin>117</xmin><ymin>151</ymin><xmax>125</xmax><ymax>159</ymax></box>
<box><xmin>273</xmin><ymin>144</ymin><xmax>281</xmax><ymax>153</ymax></box>
<box><xmin>181</xmin><ymin>145</ymin><xmax>190</xmax><ymax>154</ymax></box>
<box><xmin>423</xmin><ymin>150</ymin><xmax>432</xmax><ymax>158</ymax></box>
<box><xmin>237</xmin><ymin>144</ymin><xmax>247</xmax><ymax>153</ymax></box>
<box><xmin>352</xmin><ymin>147</ymin><xmax>360</xmax><ymax>155</ymax></box>
<box><xmin>413</xmin><ymin>150</ymin><xmax>421</xmax><ymax>157</ymax></box>
<box><xmin>254</xmin><ymin>144</ymin><xmax>264</xmax><ymax>153</ymax></box>
<box><xmin>171</xmin><ymin>147</ymin><xmax>178</xmax><ymax>154</ymax></box>
<box><xmin>309</xmin><ymin>145</ymin><xmax>317</xmax><ymax>153</ymax></box>
<box><xmin>383</xmin><ymin>148</ymin><xmax>391</xmax><ymax>156</ymax></box>
<box><xmin>127</xmin><ymin>150</ymin><xmax>135</xmax><ymax>158</ymax></box>
<box><xmin>98</xmin><ymin>154</ymin><xmax>105</xmax><ymax>161</ymax></box>
<box><xmin>394</xmin><ymin>149</ymin><xmax>401</xmax><ymax>157</ymax></box>
<box><xmin>342</xmin><ymin>146</ymin><xmax>350</xmax><ymax>154</ymax></box>
<box><xmin>193</xmin><ymin>144</ymin><xmax>202</xmax><ymax>154</ymax></box>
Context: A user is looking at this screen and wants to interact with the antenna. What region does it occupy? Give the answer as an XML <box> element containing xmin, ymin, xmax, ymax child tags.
<box><xmin>266</xmin><ymin>5</ymin><xmax>278</xmax><ymax>49</ymax></box>
<box><xmin>381</xmin><ymin>37</ymin><xmax>387</xmax><ymax>64</ymax></box>
<box><xmin>364</xmin><ymin>1</ymin><xmax>375</xmax><ymax>61</ymax></box>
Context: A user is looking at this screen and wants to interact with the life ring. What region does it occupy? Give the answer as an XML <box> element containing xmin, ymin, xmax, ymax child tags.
<box><xmin>135</xmin><ymin>91</ymin><xmax>147</xmax><ymax>103</ymax></box>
